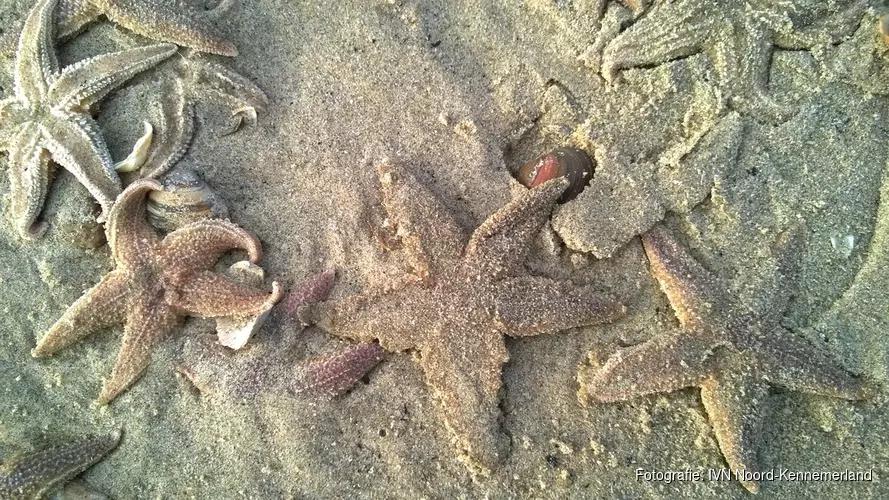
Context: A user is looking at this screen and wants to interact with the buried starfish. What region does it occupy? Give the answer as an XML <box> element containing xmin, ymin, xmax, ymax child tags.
<box><xmin>32</xmin><ymin>179</ymin><xmax>282</xmax><ymax>404</ymax></box>
<box><xmin>580</xmin><ymin>225</ymin><xmax>873</xmax><ymax>493</ymax></box>
<box><xmin>0</xmin><ymin>0</ymin><xmax>177</xmax><ymax>239</ymax></box>
<box><xmin>299</xmin><ymin>160</ymin><xmax>625</xmax><ymax>473</ymax></box>
<box><xmin>601</xmin><ymin>0</ymin><xmax>867</xmax><ymax>123</ymax></box>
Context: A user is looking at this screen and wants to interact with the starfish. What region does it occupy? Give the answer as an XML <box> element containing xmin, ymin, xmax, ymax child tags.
<box><xmin>0</xmin><ymin>430</ymin><xmax>120</xmax><ymax>499</ymax></box>
<box><xmin>1</xmin><ymin>0</ymin><xmax>237</xmax><ymax>57</ymax></box>
<box><xmin>299</xmin><ymin>160</ymin><xmax>626</xmax><ymax>473</ymax></box>
<box><xmin>32</xmin><ymin>178</ymin><xmax>282</xmax><ymax>404</ymax></box>
<box><xmin>581</xmin><ymin>225</ymin><xmax>872</xmax><ymax>493</ymax></box>
<box><xmin>0</xmin><ymin>0</ymin><xmax>177</xmax><ymax>239</ymax></box>
<box><xmin>600</xmin><ymin>0</ymin><xmax>867</xmax><ymax>123</ymax></box>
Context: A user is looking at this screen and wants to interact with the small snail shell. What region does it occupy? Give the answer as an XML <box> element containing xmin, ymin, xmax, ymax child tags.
<box><xmin>147</xmin><ymin>167</ymin><xmax>229</xmax><ymax>231</ymax></box>
<box><xmin>516</xmin><ymin>147</ymin><xmax>594</xmax><ymax>203</ymax></box>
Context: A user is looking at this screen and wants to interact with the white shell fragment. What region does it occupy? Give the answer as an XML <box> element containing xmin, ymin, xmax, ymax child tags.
<box><xmin>216</xmin><ymin>261</ymin><xmax>274</xmax><ymax>350</ymax></box>
<box><xmin>114</xmin><ymin>121</ymin><xmax>154</xmax><ymax>172</ymax></box>
<box><xmin>829</xmin><ymin>233</ymin><xmax>855</xmax><ymax>259</ymax></box>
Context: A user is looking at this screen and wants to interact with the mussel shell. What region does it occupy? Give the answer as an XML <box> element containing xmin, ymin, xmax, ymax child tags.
<box><xmin>147</xmin><ymin>167</ymin><xmax>229</xmax><ymax>231</ymax></box>
<box><xmin>516</xmin><ymin>147</ymin><xmax>593</xmax><ymax>203</ymax></box>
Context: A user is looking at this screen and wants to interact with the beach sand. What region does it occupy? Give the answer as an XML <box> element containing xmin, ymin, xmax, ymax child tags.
<box><xmin>1</xmin><ymin>0</ymin><xmax>888</xmax><ymax>497</ymax></box>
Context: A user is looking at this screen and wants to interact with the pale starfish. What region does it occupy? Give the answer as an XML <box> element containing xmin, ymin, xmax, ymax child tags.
<box><xmin>601</xmin><ymin>0</ymin><xmax>867</xmax><ymax>123</ymax></box>
<box><xmin>581</xmin><ymin>225</ymin><xmax>872</xmax><ymax>493</ymax></box>
<box><xmin>0</xmin><ymin>0</ymin><xmax>177</xmax><ymax>239</ymax></box>
<box><xmin>0</xmin><ymin>430</ymin><xmax>120</xmax><ymax>499</ymax></box>
<box><xmin>299</xmin><ymin>161</ymin><xmax>626</xmax><ymax>473</ymax></box>
<box><xmin>32</xmin><ymin>179</ymin><xmax>282</xmax><ymax>404</ymax></box>
<box><xmin>1</xmin><ymin>0</ymin><xmax>237</xmax><ymax>57</ymax></box>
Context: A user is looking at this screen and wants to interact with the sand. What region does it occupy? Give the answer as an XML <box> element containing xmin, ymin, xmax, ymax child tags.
<box><xmin>1</xmin><ymin>0</ymin><xmax>888</xmax><ymax>498</ymax></box>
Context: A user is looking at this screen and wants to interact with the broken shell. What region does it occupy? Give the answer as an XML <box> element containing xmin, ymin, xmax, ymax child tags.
<box><xmin>147</xmin><ymin>167</ymin><xmax>229</xmax><ymax>231</ymax></box>
<box><xmin>516</xmin><ymin>147</ymin><xmax>593</xmax><ymax>203</ymax></box>
<box><xmin>114</xmin><ymin>121</ymin><xmax>153</xmax><ymax>173</ymax></box>
<box><xmin>216</xmin><ymin>261</ymin><xmax>275</xmax><ymax>350</ymax></box>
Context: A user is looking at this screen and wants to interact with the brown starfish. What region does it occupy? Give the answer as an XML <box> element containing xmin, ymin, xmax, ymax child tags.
<box><xmin>580</xmin><ymin>225</ymin><xmax>872</xmax><ymax>493</ymax></box>
<box><xmin>299</xmin><ymin>160</ymin><xmax>626</xmax><ymax>473</ymax></box>
<box><xmin>32</xmin><ymin>178</ymin><xmax>282</xmax><ymax>404</ymax></box>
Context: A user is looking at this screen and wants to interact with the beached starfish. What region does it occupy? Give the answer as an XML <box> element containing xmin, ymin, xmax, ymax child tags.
<box><xmin>601</xmin><ymin>0</ymin><xmax>866</xmax><ymax>122</ymax></box>
<box><xmin>581</xmin><ymin>225</ymin><xmax>872</xmax><ymax>493</ymax></box>
<box><xmin>299</xmin><ymin>161</ymin><xmax>626</xmax><ymax>473</ymax></box>
<box><xmin>0</xmin><ymin>0</ymin><xmax>177</xmax><ymax>239</ymax></box>
<box><xmin>1</xmin><ymin>0</ymin><xmax>237</xmax><ymax>57</ymax></box>
<box><xmin>32</xmin><ymin>179</ymin><xmax>282</xmax><ymax>404</ymax></box>
<box><xmin>0</xmin><ymin>430</ymin><xmax>120</xmax><ymax>499</ymax></box>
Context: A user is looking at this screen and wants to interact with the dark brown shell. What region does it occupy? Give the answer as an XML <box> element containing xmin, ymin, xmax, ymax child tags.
<box><xmin>516</xmin><ymin>147</ymin><xmax>593</xmax><ymax>203</ymax></box>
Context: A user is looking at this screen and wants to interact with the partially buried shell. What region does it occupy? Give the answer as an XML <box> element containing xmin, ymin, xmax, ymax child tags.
<box><xmin>516</xmin><ymin>147</ymin><xmax>593</xmax><ymax>203</ymax></box>
<box><xmin>147</xmin><ymin>167</ymin><xmax>229</xmax><ymax>231</ymax></box>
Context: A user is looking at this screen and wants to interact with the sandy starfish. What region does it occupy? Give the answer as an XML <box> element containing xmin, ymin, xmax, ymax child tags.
<box><xmin>1</xmin><ymin>0</ymin><xmax>237</xmax><ymax>57</ymax></box>
<box><xmin>32</xmin><ymin>179</ymin><xmax>282</xmax><ymax>404</ymax></box>
<box><xmin>0</xmin><ymin>430</ymin><xmax>120</xmax><ymax>499</ymax></box>
<box><xmin>601</xmin><ymin>0</ymin><xmax>867</xmax><ymax>123</ymax></box>
<box><xmin>581</xmin><ymin>225</ymin><xmax>872</xmax><ymax>493</ymax></box>
<box><xmin>299</xmin><ymin>161</ymin><xmax>626</xmax><ymax>473</ymax></box>
<box><xmin>0</xmin><ymin>0</ymin><xmax>177</xmax><ymax>239</ymax></box>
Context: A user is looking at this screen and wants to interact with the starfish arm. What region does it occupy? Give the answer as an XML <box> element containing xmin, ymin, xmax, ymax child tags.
<box><xmin>169</xmin><ymin>270</ymin><xmax>282</xmax><ymax>318</ymax></box>
<box><xmin>377</xmin><ymin>160</ymin><xmax>467</xmax><ymax>280</ymax></box>
<box><xmin>106</xmin><ymin>179</ymin><xmax>164</xmax><ymax>268</ymax></box>
<box><xmin>700</xmin><ymin>367</ymin><xmax>769</xmax><ymax>494</ymax></box>
<box><xmin>464</xmin><ymin>178</ymin><xmax>568</xmax><ymax>279</ymax></box>
<box><xmin>41</xmin><ymin>110</ymin><xmax>121</xmax><ymax>213</ymax></box>
<box><xmin>493</xmin><ymin>276</ymin><xmax>625</xmax><ymax>337</ymax></box>
<box><xmin>32</xmin><ymin>270</ymin><xmax>129</xmax><ymax>357</ymax></box>
<box><xmin>291</xmin><ymin>341</ymin><xmax>387</xmax><ymax>397</ymax></box>
<box><xmin>98</xmin><ymin>296</ymin><xmax>179</xmax><ymax>404</ymax></box>
<box><xmin>14</xmin><ymin>0</ymin><xmax>60</xmax><ymax>105</ymax></box>
<box><xmin>162</xmin><ymin>219</ymin><xmax>262</xmax><ymax>271</ymax></box>
<box><xmin>93</xmin><ymin>0</ymin><xmax>238</xmax><ymax>56</ymax></box>
<box><xmin>601</xmin><ymin>0</ymin><xmax>712</xmax><ymax>81</ymax></box>
<box><xmin>641</xmin><ymin>225</ymin><xmax>743</xmax><ymax>334</ymax></box>
<box><xmin>183</xmin><ymin>56</ymin><xmax>269</xmax><ymax>113</ymax></box>
<box><xmin>7</xmin><ymin>123</ymin><xmax>53</xmax><ymax>239</ymax></box>
<box><xmin>582</xmin><ymin>329</ymin><xmax>718</xmax><ymax>403</ymax></box>
<box><xmin>757</xmin><ymin>223</ymin><xmax>804</xmax><ymax>331</ymax></box>
<box><xmin>0</xmin><ymin>430</ymin><xmax>120</xmax><ymax>499</ymax></box>
<box><xmin>50</xmin><ymin>43</ymin><xmax>177</xmax><ymax>111</ymax></box>
<box><xmin>759</xmin><ymin>329</ymin><xmax>872</xmax><ymax>400</ymax></box>
<box><xmin>142</xmin><ymin>78</ymin><xmax>194</xmax><ymax>178</ymax></box>
<box><xmin>56</xmin><ymin>0</ymin><xmax>103</xmax><ymax>40</ymax></box>
<box><xmin>717</xmin><ymin>21</ymin><xmax>792</xmax><ymax>123</ymax></box>
<box><xmin>772</xmin><ymin>1</ymin><xmax>867</xmax><ymax>50</ymax></box>
<box><xmin>419</xmin><ymin>334</ymin><xmax>510</xmax><ymax>473</ymax></box>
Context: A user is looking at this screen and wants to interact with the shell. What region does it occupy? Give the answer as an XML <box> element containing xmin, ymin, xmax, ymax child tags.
<box><xmin>147</xmin><ymin>167</ymin><xmax>229</xmax><ymax>231</ymax></box>
<box><xmin>215</xmin><ymin>261</ymin><xmax>273</xmax><ymax>350</ymax></box>
<box><xmin>114</xmin><ymin>121</ymin><xmax>153</xmax><ymax>173</ymax></box>
<box><xmin>516</xmin><ymin>147</ymin><xmax>594</xmax><ymax>203</ymax></box>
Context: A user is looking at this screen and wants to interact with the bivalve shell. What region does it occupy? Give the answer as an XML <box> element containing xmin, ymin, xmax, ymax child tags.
<box><xmin>516</xmin><ymin>147</ymin><xmax>594</xmax><ymax>203</ymax></box>
<box><xmin>147</xmin><ymin>167</ymin><xmax>229</xmax><ymax>231</ymax></box>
